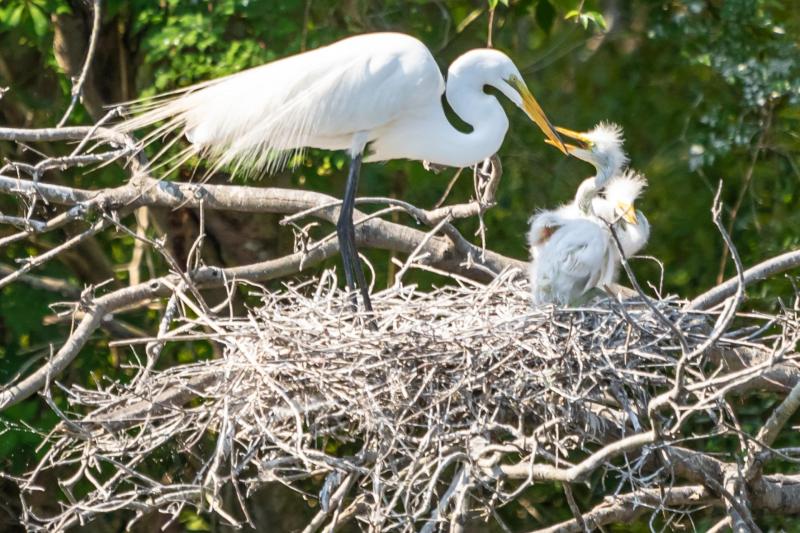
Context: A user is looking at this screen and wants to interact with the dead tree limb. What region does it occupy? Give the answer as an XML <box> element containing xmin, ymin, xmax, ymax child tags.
<box><xmin>688</xmin><ymin>249</ymin><xmax>800</xmax><ymax>311</ymax></box>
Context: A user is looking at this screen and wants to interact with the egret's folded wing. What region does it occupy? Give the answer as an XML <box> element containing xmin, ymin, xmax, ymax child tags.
<box><xmin>546</xmin><ymin>220</ymin><xmax>610</xmax><ymax>302</ymax></box>
<box><xmin>113</xmin><ymin>33</ymin><xmax>443</xmax><ymax>177</ymax></box>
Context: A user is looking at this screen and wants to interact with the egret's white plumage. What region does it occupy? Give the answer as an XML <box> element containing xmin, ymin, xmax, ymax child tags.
<box><xmin>528</xmin><ymin>178</ymin><xmax>614</xmax><ymax>305</ymax></box>
<box><xmin>528</xmin><ymin>177</ymin><xmax>606</xmax><ymax>256</ymax></box>
<box><xmin>528</xmin><ymin>122</ymin><xmax>628</xmax><ymax>254</ymax></box>
<box><xmin>115</xmin><ymin>32</ymin><xmax>566</xmax><ymax>312</ymax></box>
<box><xmin>545</xmin><ymin>122</ymin><xmax>628</xmax><ymax>188</ymax></box>
<box><xmin>592</xmin><ymin>170</ymin><xmax>651</xmax><ymax>284</ymax></box>
<box><xmin>116</xmin><ymin>32</ymin><xmax>563</xmax><ymax>177</ymax></box>
<box><xmin>528</xmin><ymin>124</ymin><xmax>650</xmax><ymax>306</ymax></box>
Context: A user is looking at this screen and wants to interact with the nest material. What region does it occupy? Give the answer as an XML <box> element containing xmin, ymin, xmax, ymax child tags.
<box><xmin>17</xmin><ymin>269</ymin><xmax>775</xmax><ymax>531</ymax></box>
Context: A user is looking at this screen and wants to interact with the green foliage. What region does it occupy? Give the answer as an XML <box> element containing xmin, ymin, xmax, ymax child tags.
<box><xmin>0</xmin><ymin>0</ymin><xmax>799</xmax><ymax>529</ymax></box>
<box><xmin>0</xmin><ymin>0</ymin><xmax>66</xmax><ymax>42</ymax></box>
<box><xmin>564</xmin><ymin>8</ymin><xmax>606</xmax><ymax>30</ymax></box>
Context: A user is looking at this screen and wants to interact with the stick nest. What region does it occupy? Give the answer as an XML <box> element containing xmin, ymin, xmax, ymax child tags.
<box><xmin>17</xmin><ymin>269</ymin><xmax>786</xmax><ymax>531</ymax></box>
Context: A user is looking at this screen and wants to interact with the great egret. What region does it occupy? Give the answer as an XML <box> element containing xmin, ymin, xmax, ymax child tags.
<box><xmin>114</xmin><ymin>32</ymin><xmax>567</xmax><ymax>312</ymax></box>
<box><xmin>553</xmin><ymin>123</ymin><xmax>650</xmax><ymax>272</ymax></box>
<box><xmin>528</xmin><ymin>124</ymin><xmax>649</xmax><ymax>305</ymax></box>
<box><xmin>547</xmin><ymin>123</ymin><xmax>629</xmax><ymax>188</ymax></box>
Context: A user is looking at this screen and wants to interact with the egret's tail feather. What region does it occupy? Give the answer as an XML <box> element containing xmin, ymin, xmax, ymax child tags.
<box><xmin>108</xmin><ymin>52</ymin><xmax>367</xmax><ymax>180</ymax></box>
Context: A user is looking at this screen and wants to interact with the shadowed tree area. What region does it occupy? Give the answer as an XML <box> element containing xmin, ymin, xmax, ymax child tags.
<box><xmin>1</xmin><ymin>1</ymin><xmax>799</xmax><ymax>531</ymax></box>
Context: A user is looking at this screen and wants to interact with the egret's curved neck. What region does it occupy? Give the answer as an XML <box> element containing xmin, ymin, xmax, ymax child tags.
<box><xmin>416</xmin><ymin>68</ymin><xmax>509</xmax><ymax>168</ymax></box>
<box><xmin>575</xmin><ymin>178</ymin><xmax>599</xmax><ymax>214</ymax></box>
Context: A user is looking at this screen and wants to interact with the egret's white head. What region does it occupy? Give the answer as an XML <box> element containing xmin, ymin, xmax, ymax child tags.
<box><xmin>546</xmin><ymin>122</ymin><xmax>628</xmax><ymax>186</ymax></box>
<box><xmin>603</xmin><ymin>169</ymin><xmax>647</xmax><ymax>225</ymax></box>
<box><xmin>449</xmin><ymin>49</ymin><xmax>567</xmax><ymax>153</ymax></box>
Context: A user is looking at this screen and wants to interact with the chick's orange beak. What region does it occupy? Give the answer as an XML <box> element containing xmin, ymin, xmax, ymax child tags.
<box><xmin>545</xmin><ymin>126</ymin><xmax>593</xmax><ymax>155</ymax></box>
<box><xmin>554</xmin><ymin>126</ymin><xmax>593</xmax><ymax>145</ymax></box>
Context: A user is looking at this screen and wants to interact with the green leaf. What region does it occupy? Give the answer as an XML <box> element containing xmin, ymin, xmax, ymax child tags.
<box><xmin>564</xmin><ymin>9</ymin><xmax>606</xmax><ymax>31</ymax></box>
<box><xmin>584</xmin><ymin>10</ymin><xmax>607</xmax><ymax>30</ymax></box>
<box><xmin>7</xmin><ymin>4</ymin><xmax>25</xmax><ymax>26</ymax></box>
<box><xmin>28</xmin><ymin>4</ymin><xmax>48</xmax><ymax>37</ymax></box>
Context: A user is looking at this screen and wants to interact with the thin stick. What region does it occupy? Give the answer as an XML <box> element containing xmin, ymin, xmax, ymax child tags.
<box><xmin>57</xmin><ymin>0</ymin><xmax>103</xmax><ymax>127</ymax></box>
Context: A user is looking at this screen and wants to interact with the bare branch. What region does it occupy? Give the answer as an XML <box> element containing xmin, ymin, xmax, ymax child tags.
<box><xmin>56</xmin><ymin>0</ymin><xmax>102</xmax><ymax>127</ymax></box>
<box><xmin>496</xmin><ymin>431</ymin><xmax>656</xmax><ymax>483</ymax></box>
<box><xmin>531</xmin><ymin>486</ymin><xmax>715</xmax><ymax>533</ymax></box>
<box><xmin>0</xmin><ymin>172</ymin><xmax>524</xmax><ymax>277</ymax></box>
<box><xmin>688</xmin><ymin>249</ymin><xmax>800</xmax><ymax>311</ymax></box>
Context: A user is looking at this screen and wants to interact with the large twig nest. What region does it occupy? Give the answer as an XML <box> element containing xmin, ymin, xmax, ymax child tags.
<box><xmin>18</xmin><ymin>269</ymin><xmax>788</xmax><ymax>531</ymax></box>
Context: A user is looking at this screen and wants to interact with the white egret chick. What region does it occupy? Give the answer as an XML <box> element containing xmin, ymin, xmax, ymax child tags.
<box><xmin>528</xmin><ymin>173</ymin><xmax>648</xmax><ymax>306</ymax></box>
<box><xmin>529</xmin><ymin>122</ymin><xmax>628</xmax><ymax>259</ymax></box>
<box><xmin>529</xmin><ymin>124</ymin><xmax>650</xmax><ymax>305</ymax></box>
<box><xmin>528</xmin><ymin>181</ymin><xmax>615</xmax><ymax>306</ymax></box>
<box><xmin>546</xmin><ymin>122</ymin><xmax>629</xmax><ymax>188</ymax></box>
<box><xmin>592</xmin><ymin>170</ymin><xmax>651</xmax><ymax>286</ymax></box>
<box><xmin>114</xmin><ymin>32</ymin><xmax>567</xmax><ymax>312</ymax></box>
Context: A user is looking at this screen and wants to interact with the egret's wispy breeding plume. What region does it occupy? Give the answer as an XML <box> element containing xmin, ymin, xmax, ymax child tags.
<box><xmin>113</xmin><ymin>32</ymin><xmax>567</xmax><ymax>313</ymax></box>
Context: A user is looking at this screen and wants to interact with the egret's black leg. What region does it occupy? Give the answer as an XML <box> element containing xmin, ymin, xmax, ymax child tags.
<box><xmin>337</xmin><ymin>152</ymin><xmax>373</xmax><ymax>313</ymax></box>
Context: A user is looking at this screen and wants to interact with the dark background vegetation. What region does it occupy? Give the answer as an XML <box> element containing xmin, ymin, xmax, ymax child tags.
<box><xmin>0</xmin><ymin>0</ymin><xmax>798</xmax><ymax>530</ymax></box>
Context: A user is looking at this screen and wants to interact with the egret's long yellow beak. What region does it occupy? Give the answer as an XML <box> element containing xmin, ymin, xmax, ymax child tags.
<box><xmin>509</xmin><ymin>77</ymin><xmax>567</xmax><ymax>155</ymax></box>
<box><xmin>617</xmin><ymin>201</ymin><xmax>638</xmax><ymax>224</ymax></box>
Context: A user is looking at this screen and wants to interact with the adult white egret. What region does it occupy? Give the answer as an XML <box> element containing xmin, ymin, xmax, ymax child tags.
<box><xmin>114</xmin><ymin>32</ymin><xmax>567</xmax><ymax>312</ymax></box>
<box><xmin>528</xmin><ymin>124</ymin><xmax>649</xmax><ymax>305</ymax></box>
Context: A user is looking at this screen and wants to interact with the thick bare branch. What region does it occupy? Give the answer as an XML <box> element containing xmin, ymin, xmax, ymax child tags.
<box><xmin>688</xmin><ymin>249</ymin><xmax>800</xmax><ymax>311</ymax></box>
<box><xmin>0</xmin><ymin>172</ymin><xmax>525</xmax><ymax>277</ymax></box>
<box><xmin>496</xmin><ymin>431</ymin><xmax>656</xmax><ymax>483</ymax></box>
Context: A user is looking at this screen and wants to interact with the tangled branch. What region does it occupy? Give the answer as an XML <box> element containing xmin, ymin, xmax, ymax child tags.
<box><xmin>2</xmin><ymin>112</ymin><xmax>800</xmax><ymax>533</ymax></box>
<box><xmin>10</xmin><ymin>270</ymin><xmax>800</xmax><ymax>532</ymax></box>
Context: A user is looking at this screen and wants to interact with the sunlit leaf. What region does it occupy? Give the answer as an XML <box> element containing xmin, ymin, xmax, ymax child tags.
<box><xmin>7</xmin><ymin>4</ymin><xmax>25</xmax><ymax>26</ymax></box>
<box><xmin>28</xmin><ymin>4</ymin><xmax>48</xmax><ymax>37</ymax></box>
